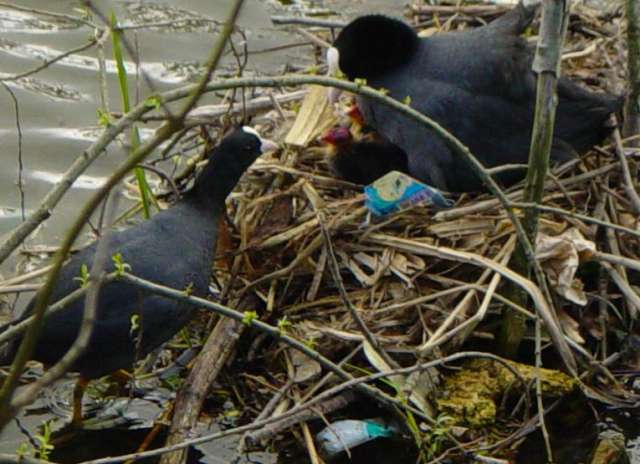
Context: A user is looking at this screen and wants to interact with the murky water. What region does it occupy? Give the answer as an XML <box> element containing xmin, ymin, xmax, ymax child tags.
<box><xmin>0</xmin><ymin>0</ymin><xmax>398</xmax><ymax>277</ymax></box>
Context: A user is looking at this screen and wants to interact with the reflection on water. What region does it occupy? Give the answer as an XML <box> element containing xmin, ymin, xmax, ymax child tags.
<box><xmin>0</xmin><ymin>38</ymin><xmax>202</xmax><ymax>85</ymax></box>
<box><xmin>0</xmin><ymin>0</ymin><xmax>398</xmax><ymax>257</ymax></box>
<box><xmin>28</xmin><ymin>170</ymin><xmax>108</xmax><ymax>190</ymax></box>
<box><xmin>0</xmin><ymin>7</ymin><xmax>83</xmax><ymax>33</ymax></box>
<box><xmin>0</xmin><ymin>73</ymin><xmax>88</xmax><ymax>101</ymax></box>
<box><xmin>122</xmin><ymin>2</ymin><xmax>223</xmax><ymax>33</ymax></box>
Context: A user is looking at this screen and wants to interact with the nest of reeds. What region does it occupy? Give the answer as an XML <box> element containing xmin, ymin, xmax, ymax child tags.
<box><xmin>177</xmin><ymin>2</ymin><xmax>639</xmax><ymax>459</ymax></box>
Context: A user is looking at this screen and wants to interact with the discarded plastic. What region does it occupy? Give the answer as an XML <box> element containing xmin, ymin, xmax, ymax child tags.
<box><xmin>364</xmin><ymin>171</ymin><xmax>452</xmax><ymax>216</ymax></box>
<box><xmin>316</xmin><ymin>418</ymin><xmax>397</xmax><ymax>457</ymax></box>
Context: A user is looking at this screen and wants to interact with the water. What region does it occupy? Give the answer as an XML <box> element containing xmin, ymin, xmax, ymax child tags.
<box><xmin>0</xmin><ymin>0</ymin><xmax>398</xmax><ymax>278</ymax></box>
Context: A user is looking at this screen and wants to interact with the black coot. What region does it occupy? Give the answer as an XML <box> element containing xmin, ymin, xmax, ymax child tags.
<box><xmin>328</xmin><ymin>4</ymin><xmax>622</xmax><ymax>192</ymax></box>
<box><xmin>322</xmin><ymin>126</ymin><xmax>409</xmax><ymax>185</ymax></box>
<box><xmin>11</xmin><ymin>126</ymin><xmax>276</xmax><ymax>423</ymax></box>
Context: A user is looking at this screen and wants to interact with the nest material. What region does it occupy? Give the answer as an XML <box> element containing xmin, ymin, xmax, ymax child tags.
<box><xmin>203</xmin><ymin>2</ymin><xmax>640</xmax><ymax>449</ymax></box>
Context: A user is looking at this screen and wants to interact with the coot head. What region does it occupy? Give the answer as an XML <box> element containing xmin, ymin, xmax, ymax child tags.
<box><xmin>321</xmin><ymin>126</ymin><xmax>352</xmax><ymax>147</ymax></box>
<box><xmin>328</xmin><ymin>15</ymin><xmax>419</xmax><ymax>81</ymax></box>
<box><xmin>190</xmin><ymin>126</ymin><xmax>278</xmax><ymax>200</ymax></box>
<box><xmin>211</xmin><ymin>126</ymin><xmax>278</xmax><ymax>172</ymax></box>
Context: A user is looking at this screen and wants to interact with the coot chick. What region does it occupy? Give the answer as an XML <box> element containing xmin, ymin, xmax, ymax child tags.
<box><xmin>322</xmin><ymin>126</ymin><xmax>409</xmax><ymax>185</ymax></box>
<box><xmin>327</xmin><ymin>4</ymin><xmax>623</xmax><ymax>192</ymax></box>
<box><xmin>11</xmin><ymin>126</ymin><xmax>277</xmax><ymax>424</ymax></box>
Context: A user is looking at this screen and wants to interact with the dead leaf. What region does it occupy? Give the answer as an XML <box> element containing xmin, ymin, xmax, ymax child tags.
<box><xmin>289</xmin><ymin>348</ymin><xmax>321</xmax><ymax>384</ymax></box>
<box><xmin>285</xmin><ymin>85</ymin><xmax>337</xmax><ymax>147</ymax></box>
<box><xmin>536</xmin><ymin>228</ymin><xmax>596</xmax><ymax>306</ymax></box>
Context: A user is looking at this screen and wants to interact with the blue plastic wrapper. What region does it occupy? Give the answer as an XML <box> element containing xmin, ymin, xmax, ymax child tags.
<box><xmin>316</xmin><ymin>418</ymin><xmax>397</xmax><ymax>457</ymax></box>
<box><xmin>364</xmin><ymin>171</ymin><xmax>453</xmax><ymax>216</ymax></box>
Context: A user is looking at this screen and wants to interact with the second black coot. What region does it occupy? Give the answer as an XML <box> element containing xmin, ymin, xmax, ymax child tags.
<box><xmin>9</xmin><ymin>126</ymin><xmax>277</xmax><ymax>424</ymax></box>
<box><xmin>327</xmin><ymin>3</ymin><xmax>622</xmax><ymax>192</ymax></box>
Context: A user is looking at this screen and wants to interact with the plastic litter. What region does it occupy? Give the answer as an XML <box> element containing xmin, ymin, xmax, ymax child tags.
<box><xmin>316</xmin><ymin>418</ymin><xmax>397</xmax><ymax>457</ymax></box>
<box><xmin>364</xmin><ymin>171</ymin><xmax>453</xmax><ymax>216</ymax></box>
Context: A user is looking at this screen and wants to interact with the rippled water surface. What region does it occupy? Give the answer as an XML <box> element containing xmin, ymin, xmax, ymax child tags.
<box><xmin>0</xmin><ymin>0</ymin><xmax>398</xmax><ymax>275</ymax></box>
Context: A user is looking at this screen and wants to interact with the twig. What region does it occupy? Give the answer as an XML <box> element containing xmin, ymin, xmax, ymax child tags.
<box><xmin>0</xmin><ymin>454</ymin><xmax>52</xmax><ymax>464</ymax></box>
<box><xmin>244</xmin><ymin>391</ymin><xmax>354</xmax><ymax>450</ymax></box>
<box><xmin>241</xmin><ymin>378</ymin><xmax>295</xmax><ymax>449</ymax></box>
<box><xmin>0</xmin><ymin>265</ymin><xmax>52</xmax><ymax>287</ymax></box>
<box><xmin>595</xmin><ymin>251</ymin><xmax>640</xmax><ymax>273</ymax></box>
<box><xmin>315</xmin><ymin>205</ymin><xmax>399</xmax><ymax>369</ymax></box>
<box><xmin>421</xmin><ymin>235</ymin><xmax>516</xmax><ymax>353</ymax></box>
<box><xmin>0</xmin><ymin>83</ymin><xmax>25</xmax><ymax>221</ymax></box>
<box><xmin>536</xmin><ymin>298</ymin><xmax>553</xmax><ymax>463</ymax></box>
<box><xmin>507</xmin><ymin>0</ymin><xmax>570</xmax><ymax>361</ymax></box>
<box><xmin>0</xmin><ymin>274</ymin><xmax>117</xmax><ymax>347</ymax></box>
<box><xmin>511</xmin><ymin>201</ymin><xmax>640</xmax><ymax>238</ymax></box>
<box><xmin>434</xmin><ymin>162</ymin><xmax>619</xmax><ymax>221</ymax></box>
<box><xmin>96</xmin><ymin>26</ymin><xmax>111</xmax><ymax>120</ymax></box>
<box><xmin>270</xmin><ymin>16</ymin><xmax>346</xmax><ymax>28</ymax></box>
<box><xmin>600</xmin><ymin>262</ymin><xmax>640</xmax><ymax>317</ymax></box>
<box><xmin>366</xmin><ymin>233</ymin><xmax>576</xmax><ymax>373</ymax></box>
<box><xmin>0</xmin><ymin>2</ymin><xmax>95</xmax><ymax>28</ymax></box>
<box><xmin>113</xmin><ymin>19</ymin><xmax>221</xmax><ymax>31</ymax></box>
<box><xmin>160</xmin><ymin>294</ymin><xmax>252</xmax><ymax>464</ymax></box>
<box><xmin>295</xmin><ymin>27</ymin><xmax>332</xmax><ymax>49</ymax></box>
<box><xmin>612</xmin><ymin>121</ymin><xmax>640</xmax><ymax>214</ymax></box>
<box><xmin>137</xmin><ymin>163</ymin><xmax>180</xmax><ymax>198</ymax></box>
<box><xmin>75</xmin><ymin>351</ymin><xmax>514</xmax><ymax>464</ymax></box>
<box><xmin>7</xmin><ymin>191</ymin><xmax>120</xmax><ymax>414</ymax></box>
<box><xmin>0</xmin><ymin>285</ymin><xmax>39</xmax><ymax>294</ymax></box>
<box><xmin>0</xmin><ymin>35</ymin><xmax>102</xmax><ymax>82</ymax></box>
<box><xmin>116</xmin><ymin>272</ymin><xmax>426</xmax><ymax>419</ymax></box>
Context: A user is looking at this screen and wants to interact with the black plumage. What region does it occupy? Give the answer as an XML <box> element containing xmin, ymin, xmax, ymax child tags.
<box><xmin>12</xmin><ymin>127</ymin><xmax>275</xmax><ymax>381</ymax></box>
<box><xmin>322</xmin><ymin>126</ymin><xmax>409</xmax><ymax>185</ymax></box>
<box><xmin>329</xmin><ymin>4</ymin><xmax>622</xmax><ymax>192</ymax></box>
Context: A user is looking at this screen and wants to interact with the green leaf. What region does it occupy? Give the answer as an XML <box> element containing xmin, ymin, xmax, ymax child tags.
<box><xmin>277</xmin><ymin>316</ymin><xmax>292</xmax><ymax>336</ymax></box>
<box><xmin>144</xmin><ymin>95</ymin><xmax>161</xmax><ymax>109</ymax></box>
<box><xmin>97</xmin><ymin>108</ymin><xmax>111</xmax><ymax>126</ymax></box>
<box><xmin>34</xmin><ymin>420</ymin><xmax>54</xmax><ymax>460</ymax></box>
<box><xmin>15</xmin><ymin>442</ymin><xmax>32</xmax><ymax>459</ymax></box>
<box><xmin>241</xmin><ymin>311</ymin><xmax>258</xmax><ymax>326</ymax></box>
<box><xmin>130</xmin><ymin>313</ymin><xmax>140</xmax><ymax>335</ymax></box>
<box><xmin>111</xmin><ymin>12</ymin><xmax>155</xmax><ymax>219</ymax></box>
<box><xmin>183</xmin><ymin>282</ymin><xmax>194</xmax><ymax>296</ymax></box>
<box><xmin>303</xmin><ymin>337</ymin><xmax>317</xmax><ymax>350</ymax></box>
<box><xmin>112</xmin><ymin>252</ymin><xmax>132</xmax><ymax>276</ymax></box>
<box><xmin>354</xmin><ymin>78</ymin><xmax>367</xmax><ymax>87</ymax></box>
<box><xmin>73</xmin><ymin>264</ymin><xmax>90</xmax><ymax>287</ymax></box>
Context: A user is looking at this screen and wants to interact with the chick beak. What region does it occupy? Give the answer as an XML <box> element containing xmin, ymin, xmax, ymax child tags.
<box><xmin>260</xmin><ymin>138</ymin><xmax>279</xmax><ymax>154</ymax></box>
<box><xmin>327</xmin><ymin>47</ymin><xmax>343</xmax><ymax>104</ymax></box>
